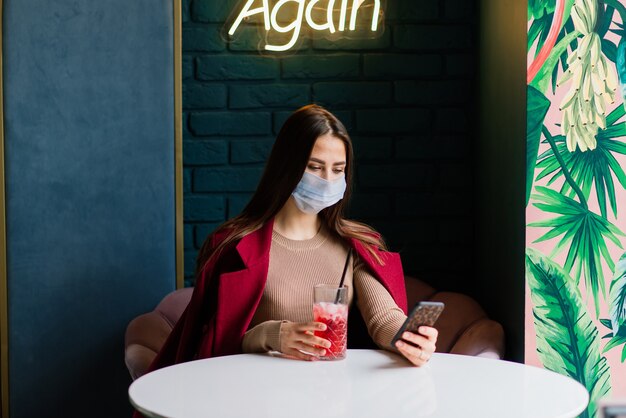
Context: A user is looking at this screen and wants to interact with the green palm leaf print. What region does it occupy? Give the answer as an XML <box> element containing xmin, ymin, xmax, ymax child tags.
<box><xmin>527</xmin><ymin>86</ymin><xmax>552</xmax><ymax>206</ymax></box>
<box><xmin>536</xmin><ymin>105</ymin><xmax>626</xmax><ymax>219</ymax></box>
<box><xmin>610</xmin><ymin>253</ymin><xmax>626</xmax><ymax>333</ymax></box>
<box><xmin>526</xmin><ymin>248</ymin><xmax>611</xmax><ymax>418</ymax></box>
<box><xmin>529</xmin><ymin>186</ymin><xmax>624</xmax><ymax>316</ymax></box>
<box><xmin>603</xmin><ymin>252</ymin><xmax>626</xmax><ymax>361</ymax></box>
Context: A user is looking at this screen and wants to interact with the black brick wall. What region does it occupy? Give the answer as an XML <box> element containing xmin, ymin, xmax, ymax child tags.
<box><xmin>182</xmin><ymin>0</ymin><xmax>478</xmax><ymax>291</ymax></box>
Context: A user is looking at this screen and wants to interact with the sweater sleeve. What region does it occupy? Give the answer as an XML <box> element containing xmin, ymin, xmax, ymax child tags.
<box><xmin>242</xmin><ymin>320</ymin><xmax>284</xmax><ymax>353</ymax></box>
<box><xmin>353</xmin><ymin>256</ymin><xmax>407</xmax><ymax>351</ymax></box>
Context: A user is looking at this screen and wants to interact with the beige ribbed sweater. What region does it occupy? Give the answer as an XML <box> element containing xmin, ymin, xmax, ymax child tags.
<box><xmin>242</xmin><ymin>226</ymin><xmax>407</xmax><ymax>353</ymax></box>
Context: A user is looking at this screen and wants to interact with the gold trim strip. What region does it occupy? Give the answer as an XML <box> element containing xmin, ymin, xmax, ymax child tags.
<box><xmin>0</xmin><ymin>0</ymin><xmax>9</xmax><ymax>414</ymax></box>
<box><xmin>174</xmin><ymin>0</ymin><xmax>184</xmax><ymax>290</ymax></box>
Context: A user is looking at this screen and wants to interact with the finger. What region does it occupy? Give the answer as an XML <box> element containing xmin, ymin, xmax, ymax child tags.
<box><xmin>395</xmin><ymin>339</ymin><xmax>423</xmax><ymax>359</ymax></box>
<box><xmin>418</xmin><ymin>326</ymin><xmax>438</xmax><ymax>340</ymax></box>
<box><xmin>289</xmin><ymin>326</ymin><xmax>330</xmax><ymax>348</ymax></box>
<box><xmin>290</xmin><ymin>340</ymin><xmax>326</xmax><ymax>357</ymax></box>
<box><xmin>401</xmin><ymin>332</ymin><xmax>435</xmax><ymax>352</ymax></box>
<box><xmin>284</xmin><ymin>348</ymin><xmax>318</xmax><ymax>361</ymax></box>
<box><xmin>284</xmin><ymin>343</ymin><xmax>322</xmax><ymax>360</ymax></box>
<box><xmin>297</xmin><ymin>322</ymin><xmax>327</xmax><ymax>332</ymax></box>
<box><xmin>299</xmin><ymin>334</ymin><xmax>331</xmax><ymax>349</ymax></box>
<box><xmin>395</xmin><ymin>341</ymin><xmax>426</xmax><ymax>367</ymax></box>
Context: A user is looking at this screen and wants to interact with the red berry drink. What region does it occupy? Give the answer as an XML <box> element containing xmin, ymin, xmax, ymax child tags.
<box><xmin>313</xmin><ymin>302</ymin><xmax>348</xmax><ymax>360</ymax></box>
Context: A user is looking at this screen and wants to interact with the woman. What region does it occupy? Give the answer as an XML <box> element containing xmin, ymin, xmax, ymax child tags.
<box><xmin>150</xmin><ymin>104</ymin><xmax>438</xmax><ymax>371</ymax></box>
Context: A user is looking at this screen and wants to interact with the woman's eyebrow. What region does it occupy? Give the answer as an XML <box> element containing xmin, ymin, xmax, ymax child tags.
<box><xmin>309</xmin><ymin>157</ymin><xmax>346</xmax><ymax>165</ymax></box>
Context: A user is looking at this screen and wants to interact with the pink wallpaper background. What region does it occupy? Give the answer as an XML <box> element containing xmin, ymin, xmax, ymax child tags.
<box><xmin>526</xmin><ymin>0</ymin><xmax>626</xmax><ymax>410</ymax></box>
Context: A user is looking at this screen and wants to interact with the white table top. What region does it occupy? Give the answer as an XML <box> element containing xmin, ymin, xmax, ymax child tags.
<box><xmin>129</xmin><ymin>349</ymin><xmax>589</xmax><ymax>418</ymax></box>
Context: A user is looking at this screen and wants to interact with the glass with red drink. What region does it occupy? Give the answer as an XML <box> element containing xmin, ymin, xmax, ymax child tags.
<box><xmin>313</xmin><ymin>284</ymin><xmax>348</xmax><ymax>360</ymax></box>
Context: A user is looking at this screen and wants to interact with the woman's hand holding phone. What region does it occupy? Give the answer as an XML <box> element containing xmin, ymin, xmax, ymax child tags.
<box><xmin>392</xmin><ymin>301</ymin><xmax>444</xmax><ymax>367</ymax></box>
<box><xmin>395</xmin><ymin>326</ymin><xmax>438</xmax><ymax>367</ymax></box>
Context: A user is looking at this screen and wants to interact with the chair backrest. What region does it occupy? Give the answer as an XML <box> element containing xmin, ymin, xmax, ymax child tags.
<box><xmin>124</xmin><ymin>288</ymin><xmax>193</xmax><ymax>380</ymax></box>
<box><xmin>125</xmin><ymin>277</ymin><xmax>505</xmax><ymax>379</ymax></box>
<box><xmin>404</xmin><ymin>276</ymin><xmax>505</xmax><ymax>358</ymax></box>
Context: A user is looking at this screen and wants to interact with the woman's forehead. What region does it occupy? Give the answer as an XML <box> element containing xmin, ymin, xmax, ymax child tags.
<box><xmin>310</xmin><ymin>133</ymin><xmax>346</xmax><ymax>161</ymax></box>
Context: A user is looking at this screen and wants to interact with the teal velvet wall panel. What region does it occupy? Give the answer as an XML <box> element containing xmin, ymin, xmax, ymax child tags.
<box><xmin>3</xmin><ymin>0</ymin><xmax>176</xmax><ymax>416</ymax></box>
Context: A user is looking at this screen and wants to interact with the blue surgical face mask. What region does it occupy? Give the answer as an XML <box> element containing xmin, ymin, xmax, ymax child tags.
<box><xmin>291</xmin><ymin>171</ymin><xmax>347</xmax><ymax>214</ymax></box>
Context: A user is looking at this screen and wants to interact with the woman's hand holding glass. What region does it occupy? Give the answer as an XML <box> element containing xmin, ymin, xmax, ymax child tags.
<box><xmin>395</xmin><ymin>326</ymin><xmax>438</xmax><ymax>367</ymax></box>
<box><xmin>279</xmin><ymin>321</ymin><xmax>331</xmax><ymax>361</ymax></box>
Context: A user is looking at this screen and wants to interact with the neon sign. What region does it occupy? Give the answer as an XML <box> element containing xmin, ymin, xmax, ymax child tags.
<box><xmin>228</xmin><ymin>0</ymin><xmax>382</xmax><ymax>52</ymax></box>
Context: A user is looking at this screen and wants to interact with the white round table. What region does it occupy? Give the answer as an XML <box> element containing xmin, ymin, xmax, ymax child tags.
<box><xmin>129</xmin><ymin>349</ymin><xmax>589</xmax><ymax>418</ymax></box>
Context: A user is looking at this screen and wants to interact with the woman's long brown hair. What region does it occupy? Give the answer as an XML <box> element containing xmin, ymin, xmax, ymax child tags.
<box><xmin>195</xmin><ymin>104</ymin><xmax>387</xmax><ymax>278</ymax></box>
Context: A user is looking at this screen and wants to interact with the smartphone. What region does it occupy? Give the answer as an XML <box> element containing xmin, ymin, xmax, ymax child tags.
<box><xmin>391</xmin><ymin>301</ymin><xmax>445</xmax><ymax>346</ymax></box>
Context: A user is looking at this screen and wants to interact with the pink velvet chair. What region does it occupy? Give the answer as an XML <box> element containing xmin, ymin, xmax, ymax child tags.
<box><xmin>124</xmin><ymin>287</ymin><xmax>193</xmax><ymax>380</ymax></box>
<box><xmin>125</xmin><ymin>276</ymin><xmax>505</xmax><ymax>379</ymax></box>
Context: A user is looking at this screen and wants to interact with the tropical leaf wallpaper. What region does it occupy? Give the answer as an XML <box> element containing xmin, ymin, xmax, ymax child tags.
<box><xmin>526</xmin><ymin>0</ymin><xmax>626</xmax><ymax>416</ymax></box>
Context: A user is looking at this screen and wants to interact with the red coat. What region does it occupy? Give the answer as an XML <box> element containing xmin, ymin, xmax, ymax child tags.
<box><xmin>148</xmin><ymin>217</ymin><xmax>408</xmax><ymax>371</ymax></box>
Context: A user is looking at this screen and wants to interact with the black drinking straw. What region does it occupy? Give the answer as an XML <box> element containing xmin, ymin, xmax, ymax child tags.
<box><xmin>335</xmin><ymin>248</ymin><xmax>352</xmax><ymax>303</ymax></box>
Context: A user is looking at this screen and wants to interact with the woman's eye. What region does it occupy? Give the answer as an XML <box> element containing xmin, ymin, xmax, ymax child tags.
<box><xmin>333</xmin><ymin>168</ymin><xmax>344</xmax><ymax>173</ymax></box>
<box><xmin>308</xmin><ymin>165</ymin><xmax>322</xmax><ymax>170</ymax></box>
